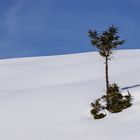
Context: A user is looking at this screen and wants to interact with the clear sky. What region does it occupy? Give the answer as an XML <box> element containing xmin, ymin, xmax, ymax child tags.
<box><xmin>0</xmin><ymin>0</ymin><xmax>140</xmax><ymax>58</ymax></box>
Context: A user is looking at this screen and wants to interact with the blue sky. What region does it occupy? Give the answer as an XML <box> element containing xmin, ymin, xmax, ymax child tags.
<box><xmin>0</xmin><ymin>0</ymin><xmax>140</xmax><ymax>58</ymax></box>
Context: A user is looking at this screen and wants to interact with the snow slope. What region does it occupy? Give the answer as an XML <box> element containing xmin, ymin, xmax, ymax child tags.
<box><xmin>0</xmin><ymin>49</ymin><xmax>140</xmax><ymax>140</ymax></box>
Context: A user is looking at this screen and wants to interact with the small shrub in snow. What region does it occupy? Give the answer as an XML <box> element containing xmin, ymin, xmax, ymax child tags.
<box><xmin>91</xmin><ymin>99</ymin><xmax>106</xmax><ymax>119</ymax></box>
<box><xmin>105</xmin><ymin>83</ymin><xmax>132</xmax><ymax>113</ymax></box>
<box><xmin>90</xmin><ymin>83</ymin><xmax>133</xmax><ymax>119</ymax></box>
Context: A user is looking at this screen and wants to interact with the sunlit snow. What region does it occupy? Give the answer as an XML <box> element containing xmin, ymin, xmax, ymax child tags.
<box><xmin>0</xmin><ymin>49</ymin><xmax>140</xmax><ymax>140</ymax></box>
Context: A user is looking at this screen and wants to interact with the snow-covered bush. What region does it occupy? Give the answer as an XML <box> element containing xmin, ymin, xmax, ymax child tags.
<box><xmin>91</xmin><ymin>99</ymin><xmax>106</xmax><ymax>119</ymax></box>
<box><xmin>105</xmin><ymin>83</ymin><xmax>133</xmax><ymax>113</ymax></box>
<box><xmin>91</xmin><ymin>83</ymin><xmax>133</xmax><ymax>119</ymax></box>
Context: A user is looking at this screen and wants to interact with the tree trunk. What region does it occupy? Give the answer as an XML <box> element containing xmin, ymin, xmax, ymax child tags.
<box><xmin>105</xmin><ymin>57</ymin><xmax>109</xmax><ymax>94</ymax></box>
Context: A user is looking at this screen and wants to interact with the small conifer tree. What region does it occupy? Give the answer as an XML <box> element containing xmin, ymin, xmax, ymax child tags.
<box><xmin>88</xmin><ymin>25</ymin><xmax>125</xmax><ymax>93</ymax></box>
<box><xmin>88</xmin><ymin>25</ymin><xmax>133</xmax><ymax>119</ymax></box>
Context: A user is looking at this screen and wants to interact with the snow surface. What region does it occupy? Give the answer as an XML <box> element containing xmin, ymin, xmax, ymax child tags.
<box><xmin>0</xmin><ymin>49</ymin><xmax>140</xmax><ymax>140</ymax></box>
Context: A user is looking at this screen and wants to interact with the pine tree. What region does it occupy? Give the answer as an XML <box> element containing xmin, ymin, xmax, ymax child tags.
<box><xmin>89</xmin><ymin>26</ymin><xmax>133</xmax><ymax>119</ymax></box>
<box><xmin>88</xmin><ymin>25</ymin><xmax>125</xmax><ymax>93</ymax></box>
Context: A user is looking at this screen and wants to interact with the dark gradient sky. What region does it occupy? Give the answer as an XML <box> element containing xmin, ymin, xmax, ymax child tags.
<box><xmin>0</xmin><ymin>0</ymin><xmax>140</xmax><ymax>58</ymax></box>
